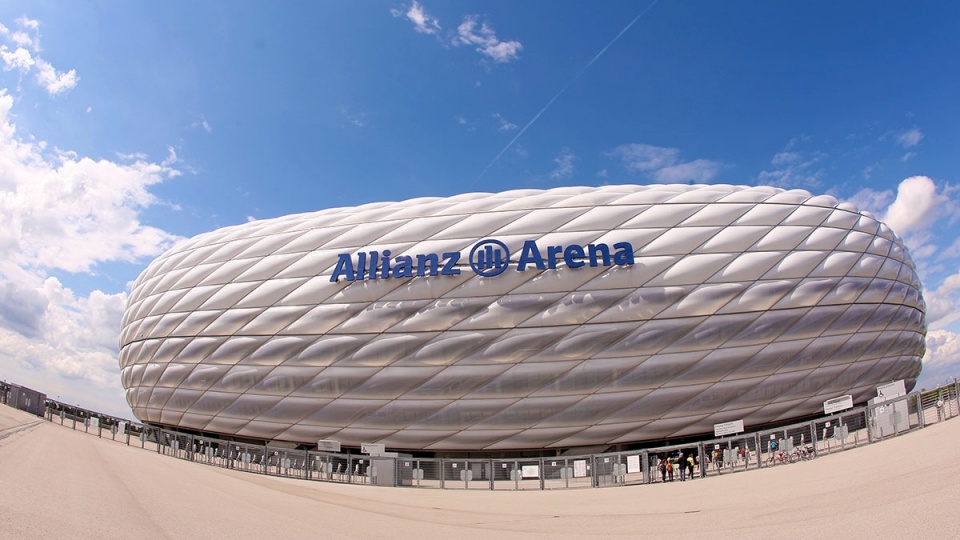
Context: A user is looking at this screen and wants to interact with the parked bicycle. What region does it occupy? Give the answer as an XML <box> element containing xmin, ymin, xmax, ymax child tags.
<box><xmin>789</xmin><ymin>444</ymin><xmax>816</xmax><ymax>462</ymax></box>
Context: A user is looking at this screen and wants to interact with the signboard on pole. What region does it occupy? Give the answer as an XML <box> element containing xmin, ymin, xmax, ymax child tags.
<box><xmin>713</xmin><ymin>419</ymin><xmax>744</xmax><ymax>437</ymax></box>
<box><xmin>823</xmin><ymin>395</ymin><xmax>854</xmax><ymax>415</ymax></box>
<box><xmin>317</xmin><ymin>439</ymin><xmax>341</xmax><ymax>452</ymax></box>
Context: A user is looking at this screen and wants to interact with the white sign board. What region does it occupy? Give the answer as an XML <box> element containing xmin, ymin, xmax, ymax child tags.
<box><xmin>823</xmin><ymin>395</ymin><xmax>854</xmax><ymax>415</ymax></box>
<box><xmin>361</xmin><ymin>443</ymin><xmax>385</xmax><ymax>455</ymax></box>
<box><xmin>876</xmin><ymin>380</ymin><xmax>906</xmax><ymax>402</ymax></box>
<box><xmin>713</xmin><ymin>419</ymin><xmax>744</xmax><ymax>437</ymax></box>
<box><xmin>521</xmin><ymin>465</ymin><xmax>540</xmax><ymax>478</ymax></box>
<box><xmin>317</xmin><ymin>439</ymin><xmax>341</xmax><ymax>452</ymax></box>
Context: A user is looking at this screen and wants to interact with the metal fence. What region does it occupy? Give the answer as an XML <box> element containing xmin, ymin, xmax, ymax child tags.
<box><xmin>34</xmin><ymin>379</ymin><xmax>960</xmax><ymax>491</ymax></box>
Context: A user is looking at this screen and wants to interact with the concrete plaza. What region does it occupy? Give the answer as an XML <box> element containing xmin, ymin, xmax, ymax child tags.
<box><xmin>0</xmin><ymin>405</ymin><xmax>956</xmax><ymax>539</ymax></box>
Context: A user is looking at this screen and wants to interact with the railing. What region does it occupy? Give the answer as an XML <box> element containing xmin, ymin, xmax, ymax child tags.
<box><xmin>28</xmin><ymin>379</ymin><xmax>960</xmax><ymax>490</ymax></box>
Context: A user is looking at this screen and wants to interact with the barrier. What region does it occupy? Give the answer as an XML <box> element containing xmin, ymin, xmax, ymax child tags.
<box><xmin>16</xmin><ymin>379</ymin><xmax>960</xmax><ymax>491</ymax></box>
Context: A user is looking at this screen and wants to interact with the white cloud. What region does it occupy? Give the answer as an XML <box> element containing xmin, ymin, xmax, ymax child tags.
<box><xmin>0</xmin><ymin>46</ymin><xmax>34</xmax><ymax>71</ymax></box>
<box><xmin>924</xmin><ymin>329</ymin><xmax>960</xmax><ymax>368</ymax></box>
<box><xmin>0</xmin><ymin>92</ymin><xmax>180</xmax><ymax>272</ymax></box>
<box><xmin>192</xmin><ymin>115</ymin><xmax>212</xmax><ymax>133</ymax></box>
<box><xmin>771</xmin><ymin>151</ymin><xmax>800</xmax><ymax>166</ymax></box>
<box><xmin>609</xmin><ymin>144</ymin><xmax>678</xmax><ymax>172</ymax></box>
<box><xmin>655</xmin><ymin>159</ymin><xmax>723</xmax><ymax>183</ymax></box>
<box><xmin>493</xmin><ymin>112</ymin><xmax>517</xmax><ymax>132</ymax></box>
<box><xmin>0</xmin><ymin>18</ymin><xmax>78</xmax><ymax>95</ymax></box>
<box><xmin>845</xmin><ymin>187</ymin><xmax>892</xmax><ymax>221</ymax></box>
<box><xmin>608</xmin><ymin>143</ymin><xmax>723</xmax><ymax>183</ymax></box>
<box><xmin>392</xmin><ymin>1</ymin><xmax>441</xmax><ymax>34</ymax></box>
<box><xmin>550</xmin><ymin>147</ymin><xmax>576</xmax><ymax>180</ymax></box>
<box><xmin>848</xmin><ymin>176</ymin><xmax>960</xmax><ymax>334</ymax></box>
<box><xmin>881</xmin><ymin>176</ymin><xmax>945</xmax><ymax>238</ymax></box>
<box><xmin>0</xmin><ymin>85</ymin><xmax>182</xmax><ymax>416</ymax></box>
<box><xmin>34</xmin><ymin>58</ymin><xmax>78</xmax><ymax>95</ymax></box>
<box><xmin>757</xmin><ymin>144</ymin><xmax>825</xmax><ymax>190</ymax></box>
<box><xmin>896</xmin><ymin>128</ymin><xmax>923</xmax><ymax>149</ymax></box>
<box><xmin>454</xmin><ymin>16</ymin><xmax>522</xmax><ymax>63</ymax></box>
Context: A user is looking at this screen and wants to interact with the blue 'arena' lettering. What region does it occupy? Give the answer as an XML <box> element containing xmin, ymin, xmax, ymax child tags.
<box><xmin>330</xmin><ymin>239</ymin><xmax>634</xmax><ymax>282</ymax></box>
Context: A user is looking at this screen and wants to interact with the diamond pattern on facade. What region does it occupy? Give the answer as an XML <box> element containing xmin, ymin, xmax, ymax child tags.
<box><xmin>120</xmin><ymin>184</ymin><xmax>925</xmax><ymax>451</ymax></box>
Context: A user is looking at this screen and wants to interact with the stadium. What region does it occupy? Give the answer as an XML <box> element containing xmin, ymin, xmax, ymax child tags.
<box><xmin>118</xmin><ymin>183</ymin><xmax>926</xmax><ymax>455</ymax></box>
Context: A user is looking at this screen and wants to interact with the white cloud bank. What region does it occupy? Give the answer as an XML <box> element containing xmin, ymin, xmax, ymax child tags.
<box><xmin>0</xmin><ymin>82</ymin><xmax>181</xmax><ymax>415</ymax></box>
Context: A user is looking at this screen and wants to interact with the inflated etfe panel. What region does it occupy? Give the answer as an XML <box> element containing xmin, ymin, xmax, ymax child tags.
<box><xmin>119</xmin><ymin>184</ymin><xmax>925</xmax><ymax>451</ymax></box>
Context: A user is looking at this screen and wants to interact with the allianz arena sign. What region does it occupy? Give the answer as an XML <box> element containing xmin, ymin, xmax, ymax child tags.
<box><xmin>330</xmin><ymin>239</ymin><xmax>636</xmax><ymax>281</ymax></box>
<box><xmin>119</xmin><ymin>184</ymin><xmax>925</xmax><ymax>453</ymax></box>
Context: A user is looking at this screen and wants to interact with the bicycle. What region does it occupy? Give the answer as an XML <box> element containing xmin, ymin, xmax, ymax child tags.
<box><xmin>789</xmin><ymin>445</ymin><xmax>815</xmax><ymax>463</ymax></box>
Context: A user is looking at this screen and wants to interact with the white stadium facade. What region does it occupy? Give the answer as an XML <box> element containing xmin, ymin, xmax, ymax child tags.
<box><xmin>119</xmin><ymin>184</ymin><xmax>925</xmax><ymax>455</ymax></box>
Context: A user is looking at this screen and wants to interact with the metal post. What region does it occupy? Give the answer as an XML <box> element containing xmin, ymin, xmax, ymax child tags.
<box><xmin>954</xmin><ymin>379</ymin><xmax>960</xmax><ymax>417</ymax></box>
<box><xmin>697</xmin><ymin>442</ymin><xmax>706</xmax><ymax>477</ymax></box>
<box><xmin>641</xmin><ymin>451</ymin><xmax>649</xmax><ymax>484</ymax></box>
<box><xmin>809</xmin><ymin>421</ymin><xmax>817</xmax><ymax>458</ymax></box>
<box><xmin>539</xmin><ymin>457</ymin><xmax>546</xmax><ymax>491</ymax></box>
<box><xmin>754</xmin><ymin>434</ymin><xmax>762</xmax><ymax>469</ymax></box>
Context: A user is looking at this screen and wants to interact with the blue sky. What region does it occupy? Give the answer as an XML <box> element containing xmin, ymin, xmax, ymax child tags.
<box><xmin>0</xmin><ymin>1</ymin><xmax>958</xmax><ymax>417</ymax></box>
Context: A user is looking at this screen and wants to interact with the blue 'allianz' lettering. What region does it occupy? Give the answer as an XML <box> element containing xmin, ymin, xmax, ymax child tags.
<box><xmin>330</xmin><ymin>239</ymin><xmax>634</xmax><ymax>282</ymax></box>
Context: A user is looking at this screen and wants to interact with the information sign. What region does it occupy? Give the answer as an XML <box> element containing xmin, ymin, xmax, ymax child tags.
<box><xmin>361</xmin><ymin>443</ymin><xmax>385</xmax><ymax>455</ymax></box>
<box><xmin>713</xmin><ymin>419</ymin><xmax>744</xmax><ymax>437</ymax></box>
<box><xmin>876</xmin><ymin>380</ymin><xmax>906</xmax><ymax>402</ymax></box>
<box><xmin>823</xmin><ymin>395</ymin><xmax>854</xmax><ymax>414</ymax></box>
<box><xmin>317</xmin><ymin>439</ymin><xmax>341</xmax><ymax>452</ymax></box>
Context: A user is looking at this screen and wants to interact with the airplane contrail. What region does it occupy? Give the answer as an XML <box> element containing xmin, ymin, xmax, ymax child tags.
<box><xmin>476</xmin><ymin>0</ymin><xmax>660</xmax><ymax>182</ymax></box>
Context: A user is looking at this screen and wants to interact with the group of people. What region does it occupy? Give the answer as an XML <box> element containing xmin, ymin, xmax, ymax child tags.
<box><xmin>656</xmin><ymin>453</ymin><xmax>697</xmax><ymax>482</ymax></box>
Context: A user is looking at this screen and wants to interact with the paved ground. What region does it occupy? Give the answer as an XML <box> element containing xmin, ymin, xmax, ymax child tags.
<box><xmin>1</xmin><ymin>405</ymin><xmax>957</xmax><ymax>539</ymax></box>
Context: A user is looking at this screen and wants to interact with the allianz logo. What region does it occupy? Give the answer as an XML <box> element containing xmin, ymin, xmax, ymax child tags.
<box><xmin>330</xmin><ymin>239</ymin><xmax>635</xmax><ymax>282</ymax></box>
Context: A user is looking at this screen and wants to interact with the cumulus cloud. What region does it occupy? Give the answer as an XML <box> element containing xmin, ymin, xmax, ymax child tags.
<box><xmin>924</xmin><ymin>329</ymin><xmax>960</xmax><ymax>368</ymax></box>
<box><xmin>454</xmin><ymin>16</ymin><xmax>522</xmax><ymax>63</ymax></box>
<box><xmin>0</xmin><ymin>18</ymin><xmax>77</xmax><ymax>95</ymax></box>
<box><xmin>0</xmin><ymin>81</ymin><xmax>182</xmax><ymax>415</ymax></box>
<box><xmin>848</xmin><ymin>176</ymin><xmax>960</xmax><ymax>333</ymax></box>
<box><xmin>391</xmin><ymin>1</ymin><xmax>441</xmax><ymax>35</ymax></box>
<box><xmin>608</xmin><ymin>143</ymin><xmax>723</xmax><ymax>183</ymax></box>
<box><xmin>881</xmin><ymin>176</ymin><xmax>946</xmax><ymax>238</ymax></box>
<box><xmin>550</xmin><ymin>147</ymin><xmax>576</xmax><ymax>180</ymax></box>
<box><xmin>0</xmin><ymin>94</ymin><xmax>180</xmax><ymax>272</ymax></box>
